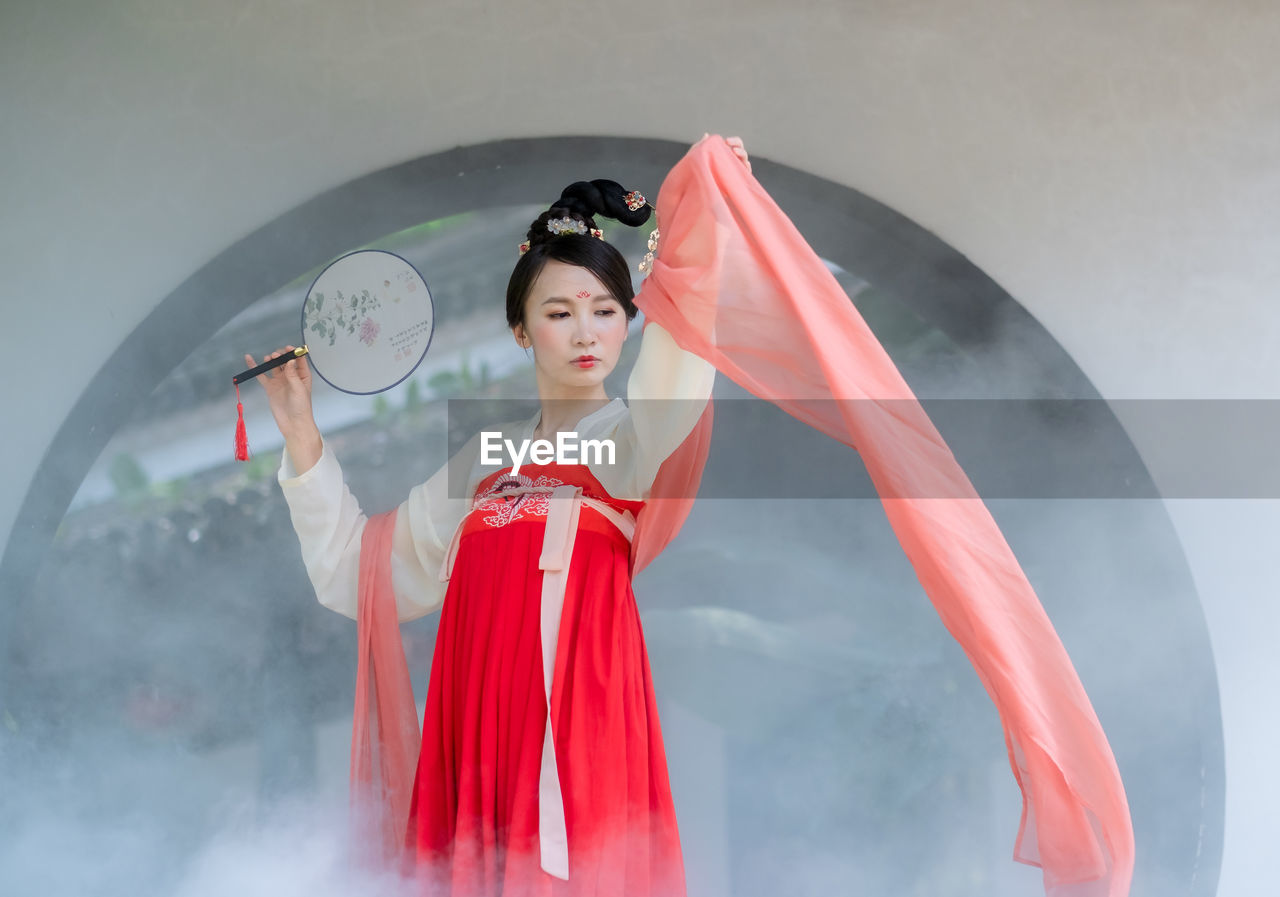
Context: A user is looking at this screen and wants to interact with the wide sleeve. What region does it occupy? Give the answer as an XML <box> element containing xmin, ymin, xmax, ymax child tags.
<box><xmin>599</xmin><ymin>320</ymin><xmax>715</xmax><ymax>498</ymax></box>
<box><xmin>278</xmin><ymin>436</ymin><xmax>476</xmax><ymax>622</ymax></box>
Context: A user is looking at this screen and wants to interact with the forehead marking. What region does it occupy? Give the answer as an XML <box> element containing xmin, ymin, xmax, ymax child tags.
<box><xmin>576</xmin><ymin>289</ymin><xmax>591</xmax><ymax>299</ymax></box>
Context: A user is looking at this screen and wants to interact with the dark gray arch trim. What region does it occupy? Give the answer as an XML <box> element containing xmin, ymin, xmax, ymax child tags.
<box><xmin>0</xmin><ymin>135</ymin><xmax>1221</xmax><ymax>896</ymax></box>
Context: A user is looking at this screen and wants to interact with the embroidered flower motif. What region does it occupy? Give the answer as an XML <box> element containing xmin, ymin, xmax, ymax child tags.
<box><xmin>305</xmin><ymin>288</ymin><xmax>381</xmax><ymax>347</ymax></box>
<box><xmin>473</xmin><ymin>472</ymin><xmax>566</xmax><ymax>528</ymax></box>
<box><xmin>358</xmin><ymin>316</ymin><xmax>380</xmax><ymax>346</ymax></box>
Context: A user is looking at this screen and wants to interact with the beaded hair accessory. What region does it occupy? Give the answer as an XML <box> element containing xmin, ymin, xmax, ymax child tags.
<box><xmin>626</xmin><ymin>190</ymin><xmax>661</xmax><ymax>275</ymax></box>
<box><xmin>518</xmin><ymin>215</ymin><xmax>604</xmax><ymax>255</ymax></box>
<box><xmin>516</xmin><ymin>192</ymin><xmax>660</xmax><ymax>274</ymax></box>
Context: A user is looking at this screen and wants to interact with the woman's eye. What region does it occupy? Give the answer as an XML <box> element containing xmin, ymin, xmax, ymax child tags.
<box><xmin>548</xmin><ymin>309</ymin><xmax>616</xmax><ymax>319</ymax></box>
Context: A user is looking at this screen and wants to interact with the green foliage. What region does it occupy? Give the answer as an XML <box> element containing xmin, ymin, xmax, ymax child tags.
<box><xmin>404</xmin><ymin>379</ymin><xmax>423</xmax><ymax>411</ymax></box>
<box><xmin>242</xmin><ymin>453</ymin><xmax>279</xmax><ymax>483</ymax></box>
<box><xmin>428</xmin><ymin>370</ymin><xmax>460</xmax><ymax>397</ymax></box>
<box><xmin>427</xmin><ymin>353</ymin><xmax>492</xmax><ymax>399</ymax></box>
<box><xmin>109</xmin><ymin>452</ymin><xmax>149</xmax><ymax>497</ymax></box>
<box><xmin>459</xmin><ymin>353</ymin><xmax>475</xmax><ymax>392</ymax></box>
<box><xmin>150</xmin><ymin>477</ymin><xmax>189</xmax><ymax>501</ymax></box>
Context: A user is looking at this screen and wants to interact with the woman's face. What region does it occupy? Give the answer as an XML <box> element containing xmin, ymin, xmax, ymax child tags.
<box><xmin>512</xmin><ymin>259</ymin><xmax>629</xmax><ymax>395</ymax></box>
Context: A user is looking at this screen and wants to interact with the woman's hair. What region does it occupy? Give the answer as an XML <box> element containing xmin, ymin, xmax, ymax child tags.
<box><xmin>505</xmin><ymin>179</ymin><xmax>653</xmax><ymax>328</ymax></box>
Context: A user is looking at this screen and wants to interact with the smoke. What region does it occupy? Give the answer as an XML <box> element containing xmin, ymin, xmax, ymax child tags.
<box><xmin>169</xmin><ymin>802</ymin><xmax>411</xmax><ymax>897</ymax></box>
<box><xmin>0</xmin><ymin>721</ymin><xmax>417</xmax><ymax>897</ymax></box>
<box><xmin>0</xmin><ymin>202</ymin><xmax>1220</xmax><ymax>897</ymax></box>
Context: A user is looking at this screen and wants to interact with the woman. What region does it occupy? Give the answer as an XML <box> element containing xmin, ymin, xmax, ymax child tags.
<box><xmin>247</xmin><ymin>138</ymin><xmax>751</xmax><ymax>897</ymax></box>
<box><xmin>253</xmin><ymin>134</ymin><xmax>1133</xmax><ymax>897</ymax></box>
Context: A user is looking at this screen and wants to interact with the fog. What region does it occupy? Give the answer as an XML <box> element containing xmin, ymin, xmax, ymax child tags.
<box><xmin>0</xmin><ymin>207</ymin><xmax>1221</xmax><ymax>896</ymax></box>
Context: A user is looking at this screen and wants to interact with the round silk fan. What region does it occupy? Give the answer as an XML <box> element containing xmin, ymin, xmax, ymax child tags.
<box><xmin>231</xmin><ymin>249</ymin><xmax>436</xmax><ymax>458</ymax></box>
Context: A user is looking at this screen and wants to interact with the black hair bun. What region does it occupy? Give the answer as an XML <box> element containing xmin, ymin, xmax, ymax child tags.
<box><xmin>556</xmin><ymin>179</ymin><xmax>652</xmax><ymax>227</ymax></box>
<box><xmin>525</xmin><ymin>178</ymin><xmax>651</xmax><ymax>246</ymax></box>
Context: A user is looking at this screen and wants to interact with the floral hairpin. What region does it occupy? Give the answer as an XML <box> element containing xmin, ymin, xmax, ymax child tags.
<box><xmin>624</xmin><ymin>190</ymin><xmax>646</xmax><ymax>212</ymax></box>
<box><xmin>517</xmin><ymin>217</ymin><xmax>606</xmax><ymax>255</ymax></box>
<box><xmin>547</xmin><ymin>216</ymin><xmax>588</xmax><ymax>235</ymax></box>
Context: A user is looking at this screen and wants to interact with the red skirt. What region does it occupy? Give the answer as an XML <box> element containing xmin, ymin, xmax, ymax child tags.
<box><xmin>403</xmin><ymin>509</ymin><xmax>687</xmax><ymax>897</ymax></box>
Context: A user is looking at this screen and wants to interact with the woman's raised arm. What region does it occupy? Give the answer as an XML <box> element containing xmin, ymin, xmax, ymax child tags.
<box><xmin>603</xmin><ymin>319</ymin><xmax>716</xmax><ymax>498</ymax></box>
<box><xmin>249</xmin><ymin>342</ymin><xmax>480</xmax><ymax>620</ymax></box>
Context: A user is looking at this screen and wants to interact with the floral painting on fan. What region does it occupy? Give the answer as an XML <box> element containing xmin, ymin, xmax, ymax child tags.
<box><xmin>305</xmin><ymin>289</ymin><xmax>383</xmax><ymax>347</ymax></box>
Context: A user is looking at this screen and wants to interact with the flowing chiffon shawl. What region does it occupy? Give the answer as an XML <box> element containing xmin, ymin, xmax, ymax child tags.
<box><xmin>351</xmin><ymin>135</ymin><xmax>1134</xmax><ymax>897</ymax></box>
<box><xmin>350</xmin><ymin>510</ymin><xmax>420</xmax><ymax>865</ymax></box>
<box><xmin>633</xmin><ymin>136</ymin><xmax>1134</xmax><ymax>897</ymax></box>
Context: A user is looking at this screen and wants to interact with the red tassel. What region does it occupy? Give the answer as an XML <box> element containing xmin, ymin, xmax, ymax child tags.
<box><xmin>234</xmin><ymin>381</ymin><xmax>250</xmax><ymax>461</ymax></box>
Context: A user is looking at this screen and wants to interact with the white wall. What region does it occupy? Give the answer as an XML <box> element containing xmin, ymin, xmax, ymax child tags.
<box><xmin>4</xmin><ymin>1</ymin><xmax>1277</xmax><ymax>893</ymax></box>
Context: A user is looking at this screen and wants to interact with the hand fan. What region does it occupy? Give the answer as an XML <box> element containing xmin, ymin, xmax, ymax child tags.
<box><xmin>231</xmin><ymin>249</ymin><xmax>436</xmax><ymax>458</ymax></box>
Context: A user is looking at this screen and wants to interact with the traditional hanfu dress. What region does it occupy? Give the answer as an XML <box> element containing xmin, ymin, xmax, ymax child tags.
<box><xmin>285</xmin><ymin>134</ymin><xmax>1135</xmax><ymax>897</ymax></box>
<box><xmin>279</xmin><ymin>322</ymin><xmax>716</xmax><ymax>897</ymax></box>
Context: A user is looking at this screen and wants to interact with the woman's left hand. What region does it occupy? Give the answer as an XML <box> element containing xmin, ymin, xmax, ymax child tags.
<box><xmin>702</xmin><ymin>133</ymin><xmax>752</xmax><ymax>173</ymax></box>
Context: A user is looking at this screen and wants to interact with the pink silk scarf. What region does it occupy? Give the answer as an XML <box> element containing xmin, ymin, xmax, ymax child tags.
<box><xmin>351</xmin><ymin>134</ymin><xmax>1134</xmax><ymax>897</ymax></box>
<box><xmin>350</xmin><ymin>509</ymin><xmax>420</xmax><ymax>867</ymax></box>
<box><xmin>630</xmin><ymin>135</ymin><xmax>1134</xmax><ymax>897</ymax></box>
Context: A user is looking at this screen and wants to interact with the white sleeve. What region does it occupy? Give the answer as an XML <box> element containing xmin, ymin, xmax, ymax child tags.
<box><xmin>603</xmin><ymin>320</ymin><xmax>716</xmax><ymax>497</ymax></box>
<box><xmin>278</xmin><ymin>436</ymin><xmax>477</xmax><ymax>622</ymax></box>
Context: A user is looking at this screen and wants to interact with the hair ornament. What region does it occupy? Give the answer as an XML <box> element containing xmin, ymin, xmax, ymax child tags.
<box><xmin>517</xmin><ymin>216</ymin><xmax>607</xmax><ymax>255</ymax></box>
<box><xmin>624</xmin><ymin>190</ymin><xmax>646</xmax><ymax>212</ymax></box>
<box><xmin>547</xmin><ymin>216</ymin><xmax>587</xmax><ymax>235</ymax></box>
<box><xmin>638</xmin><ymin>225</ymin><xmax>660</xmax><ymax>274</ymax></box>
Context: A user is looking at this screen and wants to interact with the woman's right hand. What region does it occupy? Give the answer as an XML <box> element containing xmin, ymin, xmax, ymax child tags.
<box><xmin>245</xmin><ymin>345</ymin><xmax>323</xmax><ymax>471</ymax></box>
